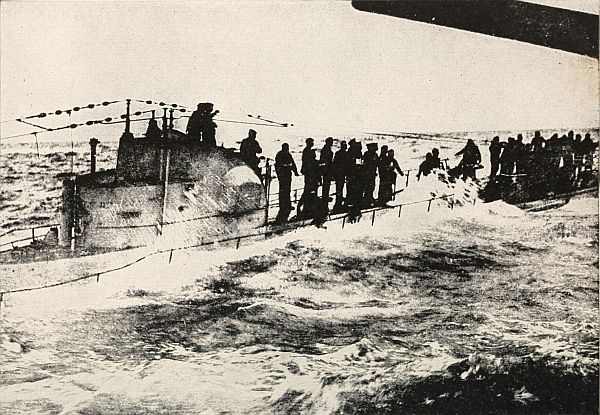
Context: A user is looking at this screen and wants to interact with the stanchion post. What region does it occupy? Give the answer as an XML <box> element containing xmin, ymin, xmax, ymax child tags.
<box><xmin>236</xmin><ymin>237</ymin><xmax>241</xmax><ymax>249</ymax></box>
<box><xmin>398</xmin><ymin>204</ymin><xmax>403</xmax><ymax>218</ymax></box>
<box><xmin>264</xmin><ymin>160</ymin><xmax>271</xmax><ymax>225</ymax></box>
<box><xmin>405</xmin><ymin>170</ymin><xmax>410</xmax><ymax>187</ymax></box>
<box><xmin>96</xmin><ymin>273</ymin><xmax>100</xmax><ymax>283</ymax></box>
<box><xmin>342</xmin><ymin>216</ymin><xmax>346</xmax><ymax>229</ymax></box>
<box><xmin>427</xmin><ymin>199</ymin><xmax>432</xmax><ymax>212</ymax></box>
<box><xmin>32</xmin><ymin>228</ymin><xmax>35</xmax><ymax>242</ymax></box>
<box><xmin>371</xmin><ymin>210</ymin><xmax>376</xmax><ymax>226</ymax></box>
<box><xmin>168</xmin><ymin>249</ymin><xmax>173</xmax><ymax>264</ymax></box>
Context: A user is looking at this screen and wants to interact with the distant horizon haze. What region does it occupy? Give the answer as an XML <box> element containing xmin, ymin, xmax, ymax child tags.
<box><xmin>1</xmin><ymin>1</ymin><xmax>598</xmax><ymax>140</ymax></box>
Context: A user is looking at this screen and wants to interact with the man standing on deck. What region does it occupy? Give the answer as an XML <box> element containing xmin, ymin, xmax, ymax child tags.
<box><xmin>376</xmin><ymin>145</ymin><xmax>389</xmax><ymax>204</ymax></box>
<box><xmin>417</xmin><ymin>152</ymin><xmax>435</xmax><ymax>179</ymax></box>
<box><xmin>187</xmin><ymin>102</ymin><xmax>219</xmax><ymax>146</ymax></box>
<box><xmin>531</xmin><ymin>131</ymin><xmax>545</xmax><ymax>152</ymax></box>
<box><xmin>275</xmin><ymin>143</ymin><xmax>299</xmax><ymax>221</ymax></box>
<box><xmin>489</xmin><ymin>136</ymin><xmax>503</xmax><ymax>177</ymax></box>
<box><xmin>319</xmin><ymin>137</ymin><xmax>334</xmax><ymax>200</ymax></box>
<box><xmin>332</xmin><ymin>140</ymin><xmax>349</xmax><ymax>211</ymax></box>
<box><xmin>186</xmin><ymin>104</ymin><xmax>203</xmax><ymax>141</ymax></box>
<box><xmin>198</xmin><ymin>103</ymin><xmax>219</xmax><ymax>147</ymax></box>
<box><xmin>431</xmin><ymin>148</ymin><xmax>443</xmax><ymax>170</ymax></box>
<box><xmin>298</xmin><ymin>138</ymin><xmax>319</xmax><ymax>217</ymax></box>
<box><xmin>240</xmin><ymin>129</ymin><xmax>262</xmax><ymax>173</ymax></box>
<box><xmin>346</xmin><ymin>139</ymin><xmax>363</xmax><ymax>209</ymax></box>
<box><xmin>455</xmin><ymin>139</ymin><xmax>482</xmax><ymax>180</ymax></box>
<box><xmin>378</xmin><ymin>149</ymin><xmax>403</xmax><ymax>206</ymax></box>
<box><xmin>500</xmin><ymin>137</ymin><xmax>516</xmax><ymax>174</ymax></box>
<box><xmin>362</xmin><ymin>143</ymin><xmax>379</xmax><ymax>207</ymax></box>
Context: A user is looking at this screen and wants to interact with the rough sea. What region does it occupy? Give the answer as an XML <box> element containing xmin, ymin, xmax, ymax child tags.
<box><xmin>1</xmin><ymin>126</ymin><xmax>598</xmax><ymax>414</ymax></box>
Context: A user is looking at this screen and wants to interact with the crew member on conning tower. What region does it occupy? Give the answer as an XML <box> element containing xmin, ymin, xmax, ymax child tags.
<box><xmin>240</xmin><ymin>129</ymin><xmax>263</xmax><ymax>173</ymax></box>
<box><xmin>187</xmin><ymin>102</ymin><xmax>219</xmax><ymax>146</ymax></box>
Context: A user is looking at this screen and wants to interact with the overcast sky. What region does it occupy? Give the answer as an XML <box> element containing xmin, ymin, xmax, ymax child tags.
<box><xmin>1</xmin><ymin>0</ymin><xmax>598</xmax><ymax>139</ymax></box>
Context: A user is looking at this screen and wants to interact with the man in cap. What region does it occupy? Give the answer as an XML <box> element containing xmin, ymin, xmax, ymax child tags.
<box><xmin>298</xmin><ymin>138</ymin><xmax>319</xmax><ymax>217</ymax></box>
<box><xmin>455</xmin><ymin>139</ymin><xmax>482</xmax><ymax>180</ymax></box>
<box><xmin>362</xmin><ymin>142</ymin><xmax>379</xmax><ymax>206</ymax></box>
<box><xmin>198</xmin><ymin>103</ymin><xmax>219</xmax><ymax>147</ymax></box>
<box><xmin>186</xmin><ymin>103</ymin><xmax>203</xmax><ymax>142</ymax></box>
<box><xmin>531</xmin><ymin>131</ymin><xmax>545</xmax><ymax>152</ymax></box>
<box><xmin>488</xmin><ymin>136</ymin><xmax>503</xmax><ymax>177</ymax></box>
<box><xmin>346</xmin><ymin>139</ymin><xmax>363</xmax><ymax>208</ymax></box>
<box><xmin>378</xmin><ymin>148</ymin><xmax>403</xmax><ymax>206</ymax></box>
<box><xmin>187</xmin><ymin>102</ymin><xmax>219</xmax><ymax>146</ymax></box>
<box><xmin>417</xmin><ymin>152</ymin><xmax>434</xmax><ymax>180</ymax></box>
<box><xmin>275</xmin><ymin>143</ymin><xmax>299</xmax><ymax>222</ymax></box>
<box><xmin>332</xmin><ymin>140</ymin><xmax>349</xmax><ymax>211</ymax></box>
<box><xmin>319</xmin><ymin>137</ymin><xmax>334</xmax><ymax>200</ymax></box>
<box><xmin>240</xmin><ymin>129</ymin><xmax>262</xmax><ymax>173</ymax></box>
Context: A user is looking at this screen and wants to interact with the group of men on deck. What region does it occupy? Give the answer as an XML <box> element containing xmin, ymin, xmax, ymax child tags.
<box><xmin>186</xmin><ymin>103</ymin><xmax>596</xmax><ymax>225</ymax></box>
<box><xmin>273</xmin><ymin>137</ymin><xmax>406</xmax><ymax>223</ymax></box>
<box><xmin>489</xmin><ymin>131</ymin><xmax>597</xmax><ymax>177</ymax></box>
<box><xmin>488</xmin><ymin>130</ymin><xmax>597</xmax><ymax>195</ymax></box>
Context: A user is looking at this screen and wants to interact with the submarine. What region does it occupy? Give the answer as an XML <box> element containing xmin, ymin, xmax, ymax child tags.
<box><xmin>1</xmin><ymin>100</ymin><xmax>269</xmax><ymax>261</ymax></box>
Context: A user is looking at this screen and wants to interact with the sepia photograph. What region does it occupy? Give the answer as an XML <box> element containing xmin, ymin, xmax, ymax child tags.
<box><xmin>1</xmin><ymin>1</ymin><xmax>598</xmax><ymax>413</ymax></box>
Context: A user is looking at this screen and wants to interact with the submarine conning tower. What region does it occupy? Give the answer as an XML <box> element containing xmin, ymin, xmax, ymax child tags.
<box><xmin>59</xmin><ymin>101</ymin><xmax>268</xmax><ymax>251</ymax></box>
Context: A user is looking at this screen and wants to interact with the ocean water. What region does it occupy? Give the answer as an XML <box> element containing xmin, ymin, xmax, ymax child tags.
<box><xmin>0</xmin><ymin>130</ymin><xmax>598</xmax><ymax>414</ymax></box>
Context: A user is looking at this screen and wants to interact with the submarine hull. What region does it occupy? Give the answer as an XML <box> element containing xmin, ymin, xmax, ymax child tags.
<box><xmin>60</xmin><ymin>134</ymin><xmax>267</xmax><ymax>251</ymax></box>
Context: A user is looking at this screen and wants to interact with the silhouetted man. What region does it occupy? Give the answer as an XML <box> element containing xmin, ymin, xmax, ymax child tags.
<box><xmin>346</xmin><ymin>139</ymin><xmax>363</xmax><ymax>208</ymax></box>
<box><xmin>378</xmin><ymin>149</ymin><xmax>403</xmax><ymax>206</ymax></box>
<box><xmin>298</xmin><ymin>138</ymin><xmax>319</xmax><ymax>216</ymax></box>
<box><xmin>362</xmin><ymin>143</ymin><xmax>379</xmax><ymax>206</ymax></box>
<box><xmin>531</xmin><ymin>130</ymin><xmax>545</xmax><ymax>152</ymax></box>
<box><xmin>515</xmin><ymin>134</ymin><xmax>526</xmax><ymax>173</ymax></box>
<box><xmin>275</xmin><ymin>143</ymin><xmax>298</xmax><ymax>220</ymax></box>
<box><xmin>489</xmin><ymin>136</ymin><xmax>503</xmax><ymax>177</ymax></box>
<box><xmin>417</xmin><ymin>152</ymin><xmax>434</xmax><ymax>180</ymax></box>
<box><xmin>332</xmin><ymin>140</ymin><xmax>349</xmax><ymax>210</ymax></box>
<box><xmin>198</xmin><ymin>103</ymin><xmax>219</xmax><ymax>147</ymax></box>
<box><xmin>456</xmin><ymin>139</ymin><xmax>481</xmax><ymax>180</ymax></box>
<box><xmin>431</xmin><ymin>148</ymin><xmax>443</xmax><ymax>170</ymax></box>
<box><xmin>377</xmin><ymin>145</ymin><xmax>389</xmax><ymax>203</ymax></box>
<box><xmin>379</xmin><ymin>145</ymin><xmax>389</xmax><ymax>164</ymax></box>
<box><xmin>500</xmin><ymin>137</ymin><xmax>516</xmax><ymax>174</ymax></box>
<box><xmin>319</xmin><ymin>137</ymin><xmax>334</xmax><ymax>200</ymax></box>
<box><xmin>240</xmin><ymin>129</ymin><xmax>262</xmax><ymax>173</ymax></box>
<box><xmin>187</xmin><ymin>102</ymin><xmax>219</xmax><ymax>146</ymax></box>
